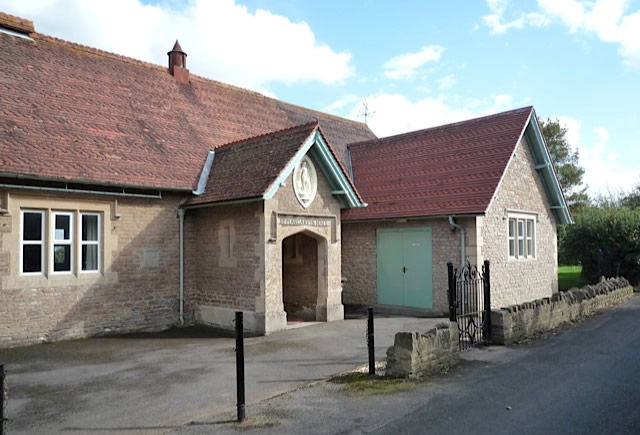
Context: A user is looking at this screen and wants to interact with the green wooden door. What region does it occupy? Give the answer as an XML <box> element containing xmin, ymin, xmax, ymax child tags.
<box><xmin>376</xmin><ymin>230</ymin><xmax>404</xmax><ymax>306</ymax></box>
<box><xmin>376</xmin><ymin>228</ymin><xmax>433</xmax><ymax>309</ymax></box>
<box><xmin>402</xmin><ymin>229</ymin><xmax>433</xmax><ymax>309</ymax></box>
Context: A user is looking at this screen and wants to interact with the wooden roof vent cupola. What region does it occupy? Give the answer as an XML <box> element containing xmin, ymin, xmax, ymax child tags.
<box><xmin>168</xmin><ymin>40</ymin><xmax>189</xmax><ymax>84</ymax></box>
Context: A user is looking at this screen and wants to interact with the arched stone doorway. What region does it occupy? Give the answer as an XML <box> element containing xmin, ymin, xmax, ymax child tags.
<box><xmin>281</xmin><ymin>232</ymin><xmax>321</xmax><ymax>322</ymax></box>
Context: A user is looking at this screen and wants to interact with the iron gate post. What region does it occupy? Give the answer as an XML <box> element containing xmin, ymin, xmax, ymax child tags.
<box><xmin>447</xmin><ymin>262</ymin><xmax>456</xmax><ymax>322</ymax></box>
<box><xmin>483</xmin><ymin>260</ymin><xmax>492</xmax><ymax>342</ymax></box>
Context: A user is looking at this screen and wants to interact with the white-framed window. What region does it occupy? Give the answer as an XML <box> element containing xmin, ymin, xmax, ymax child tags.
<box><xmin>21</xmin><ymin>210</ymin><xmax>45</xmax><ymax>274</ymax></box>
<box><xmin>52</xmin><ymin>212</ymin><xmax>73</xmax><ymax>273</ymax></box>
<box><xmin>508</xmin><ymin>213</ymin><xmax>536</xmax><ymax>259</ymax></box>
<box><xmin>81</xmin><ymin>213</ymin><xmax>100</xmax><ymax>272</ymax></box>
<box><xmin>19</xmin><ymin>209</ymin><xmax>103</xmax><ymax>276</ymax></box>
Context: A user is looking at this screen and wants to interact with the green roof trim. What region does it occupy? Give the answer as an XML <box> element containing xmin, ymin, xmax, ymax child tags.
<box><xmin>524</xmin><ymin>110</ymin><xmax>573</xmax><ymax>225</ymax></box>
<box><xmin>263</xmin><ymin>128</ymin><xmax>365</xmax><ymax>208</ymax></box>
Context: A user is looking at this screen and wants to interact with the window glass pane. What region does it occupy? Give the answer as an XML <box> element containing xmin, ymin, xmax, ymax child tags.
<box><xmin>82</xmin><ymin>245</ymin><xmax>98</xmax><ymax>271</ymax></box>
<box><xmin>517</xmin><ymin>220</ymin><xmax>524</xmax><ymax>237</ymax></box>
<box><xmin>82</xmin><ymin>215</ymin><xmax>99</xmax><ymax>241</ymax></box>
<box><xmin>527</xmin><ymin>220</ymin><xmax>533</xmax><ymax>238</ymax></box>
<box><xmin>23</xmin><ymin>245</ymin><xmax>42</xmax><ymax>273</ymax></box>
<box><xmin>509</xmin><ymin>240</ymin><xmax>515</xmax><ymax>257</ymax></box>
<box><xmin>23</xmin><ymin>212</ymin><xmax>42</xmax><ymax>241</ymax></box>
<box><xmin>508</xmin><ymin>219</ymin><xmax>515</xmax><ymax>237</ymax></box>
<box><xmin>527</xmin><ymin>239</ymin><xmax>532</xmax><ymax>256</ymax></box>
<box><xmin>53</xmin><ymin>244</ymin><xmax>71</xmax><ymax>272</ymax></box>
<box><xmin>55</xmin><ymin>215</ymin><xmax>71</xmax><ymax>240</ymax></box>
<box><xmin>518</xmin><ymin>239</ymin><xmax>524</xmax><ymax>256</ymax></box>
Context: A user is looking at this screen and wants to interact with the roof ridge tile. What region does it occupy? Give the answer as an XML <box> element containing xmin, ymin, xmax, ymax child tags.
<box><xmin>214</xmin><ymin>121</ymin><xmax>319</xmax><ymax>152</ymax></box>
<box><xmin>0</xmin><ymin>11</ymin><xmax>34</xmax><ymax>34</ymax></box>
<box><xmin>348</xmin><ymin>106</ymin><xmax>533</xmax><ymax>149</ymax></box>
<box><xmin>31</xmin><ymin>31</ymin><xmax>369</xmax><ymax>130</ymax></box>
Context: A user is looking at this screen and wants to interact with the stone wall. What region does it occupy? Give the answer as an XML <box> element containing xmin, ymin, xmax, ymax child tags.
<box><xmin>186</xmin><ymin>201</ymin><xmax>262</xmax><ymax>313</ymax></box>
<box><xmin>491</xmin><ymin>277</ymin><xmax>633</xmax><ymax>345</ymax></box>
<box><xmin>0</xmin><ymin>190</ymin><xmax>186</xmax><ymax>348</ymax></box>
<box><xmin>386</xmin><ymin>322</ymin><xmax>460</xmax><ymax>378</ymax></box>
<box><xmin>481</xmin><ymin>136</ymin><xmax>559</xmax><ymax>309</ymax></box>
<box><xmin>342</xmin><ymin>218</ymin><xmax>467</xmax><ymax>313</ymax></box>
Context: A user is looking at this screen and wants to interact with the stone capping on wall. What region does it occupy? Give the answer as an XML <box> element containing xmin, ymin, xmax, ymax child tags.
<box><xmin>386</xmin><ymin>322</ymin><xmax>459</xmax><ymax>378</ymax></box>
<box><xmin>491</xmin><ymin>277</ymin><xmax>634</xmax><ymax>345</ymax></box>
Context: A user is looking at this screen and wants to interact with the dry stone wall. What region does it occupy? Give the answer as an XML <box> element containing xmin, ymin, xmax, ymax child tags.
<box><xmin>491</xmin><ymin>277</ymin><xmax>633</xmax><ymax>345</ymax></box>
<box><xmin>386</xmin><ymin>322</ymin><xmax>459</xmax><ymax>378</ymax></box>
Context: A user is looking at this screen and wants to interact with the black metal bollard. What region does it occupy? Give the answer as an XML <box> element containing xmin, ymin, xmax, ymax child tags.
<box><xmin>367</xmin><ymin>307</ymin><xmax>375</xmax><ymax>376</ymax></box>
<box><xmin>483</xmin><ymin>260</ymin><xmax>492</xmax><ymax>342</ymax></box>
<box><xmin>235</xmin><ymin>312</ymin><xmax>246</xmax><ymax>423</ymax></box>
<box><xmin>1</xmin><ymin>363</ymin><xmax>5</xmax><ymax>435</ymax></box>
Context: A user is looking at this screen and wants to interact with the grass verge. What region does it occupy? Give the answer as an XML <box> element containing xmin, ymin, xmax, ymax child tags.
<box><xmin>558</xmin><ymin>264</ymin><xmax>586</xmax><ymax>291</ymax></box>
<box><xmin>329</xmin><ymin>372</ymin><xmax>417</xmax><ymax>397</ymax></box>
<box><xmin>223</xmin><ymin>415</ymin><xmax>280</xmax><ymax>431</ymax></box>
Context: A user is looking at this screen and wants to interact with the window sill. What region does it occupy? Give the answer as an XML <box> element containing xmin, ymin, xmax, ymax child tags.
<box><xmin>508</xmin><ymin>257</ymin><xmax>537</xmax><ymax>262</ymax></box>
<box><xmin>4</xmin><ymin>270</ymin><xmax>117</xmax><ymax>290</ymax></box>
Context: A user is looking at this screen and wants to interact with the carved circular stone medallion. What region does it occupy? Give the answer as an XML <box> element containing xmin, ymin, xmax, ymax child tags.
<box><xmin>293</xmin><ymin>156</ymin><xmax>317</xmax><ymax>208</ymax></box>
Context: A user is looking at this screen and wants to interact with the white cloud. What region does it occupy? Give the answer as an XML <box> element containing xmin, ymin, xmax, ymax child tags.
<box><xmin>557</xmin><ymin>116</ymin><xmax>640</xmax><ymax>195</ymax></box>
<box><xmin>0</xmin><ymin>0</ymin><xmax>354</xmax><ymax>94</ymax></box>
<box><xmin>383</xmin><ymin>45</ymin><xmax>445</xmax><ymax>80</ymax></box>
<box><xmin>323</xmin><ymin>94</ymin><xmax>359</xmax><ymax>112</ymax></box>
<box><xmin>483</xmin><ymin>0</ymin><xmax>550</xmax><ymax>34</ymax></box>
<box><xmin>538</xmin><ymin>0</ymin><xmax>640</xmax><ymax>65</ymax></box>
<box><xmin>346</xmin><ymin>93</ymin><xmax>514</xmax><ymax>138</ymax></box>
<box><xmin>438</xmin><ymin>75</ymin><xmax>456</xmax><ymax>91</ymax></box>
<box><xmin>557</xmin><ymin>116</ymin><xmax>581</xmax><ymax>153</ymax></box>
<box><xmin>483</xmin><ymin>0</ymin><xmax>640</xmax><ymax>65</ymax></box>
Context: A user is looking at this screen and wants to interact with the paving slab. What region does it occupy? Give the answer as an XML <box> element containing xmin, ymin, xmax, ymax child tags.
<box><xmin>0</xmin><ymin>313</ymin><xmax>444</xmax><ymax>434</ymax></box>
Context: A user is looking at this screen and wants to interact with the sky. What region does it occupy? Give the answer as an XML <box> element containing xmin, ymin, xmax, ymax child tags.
<box><xmin>2</xmin><ymin>0</ymin><xmax>639</xmax><ymax>197</ymax></box>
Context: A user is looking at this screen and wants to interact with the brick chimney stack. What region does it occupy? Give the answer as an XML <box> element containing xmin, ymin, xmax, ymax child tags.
<box><xmin>168</xmin><ymin>40</ymin><xmax>189</xmax><ymax>84</ymax></box>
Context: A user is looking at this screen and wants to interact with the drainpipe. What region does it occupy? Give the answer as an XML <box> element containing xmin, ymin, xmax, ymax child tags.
<box><xmin>448</xmin><ymin>216</ymin><xmax>466</xmax><ymax>268</ymax></box>
<box><xmin>178</xmin><ymin>208</ymin><xmax>185</xmax><ymax>326</ymax></box>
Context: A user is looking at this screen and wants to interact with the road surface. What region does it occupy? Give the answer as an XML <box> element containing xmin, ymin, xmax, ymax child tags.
<box><xmin>175</xmin><ymin>295</ymin><xmax>640</xmax><ymax>434</ymax></box>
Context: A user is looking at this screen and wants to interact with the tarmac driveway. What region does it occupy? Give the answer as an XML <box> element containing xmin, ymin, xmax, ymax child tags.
<box><xmin>0</xmin><ymin>312</ymin><xmax>444</xmax><ymax>434</ymax></box>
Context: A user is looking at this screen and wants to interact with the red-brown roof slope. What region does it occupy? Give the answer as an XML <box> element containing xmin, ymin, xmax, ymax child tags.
<box><xmin>0</xmin><ymin>23</ymin><xmax>375</xmax><ymax>191</ymax></box>
<box><xmin>188</xmin><ymin>122</ymin><xmax>317</xmax><ymax>205</ymax></box>
<box><xmin>342</xmin><ymin>106</ymin><xmax>533</xmax><ymax>221</ymax></box>
<box><xmin>187</xmin><ymin>122</ymin><xmax>365</xmax><ymax>207</ymax></box>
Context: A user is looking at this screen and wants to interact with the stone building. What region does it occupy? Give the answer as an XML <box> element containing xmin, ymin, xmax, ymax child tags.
<box><xmin>341</xmin><ymin>108</ymin><xmax>572</xmax><ymax>312</ymax></box>
<box><xmin>0</xmin><ymin>12</ymin><xmax>571</xmax><ymax>347</ymax></box>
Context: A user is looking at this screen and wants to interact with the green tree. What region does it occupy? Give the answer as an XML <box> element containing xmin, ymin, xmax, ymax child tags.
<box><xmin>540</xmin><ymin>118</ymin><xmax>589</xmax><ymax>211</ymax></box>
<box><xmin>564</xmin><ymin>207</ymin><xmax>640</xmax><ymax>284</ymax></box>
<box><xmin>622</xmin><ymin>184</ymin><xmax>640</xmax><ymax>209</ymax></box>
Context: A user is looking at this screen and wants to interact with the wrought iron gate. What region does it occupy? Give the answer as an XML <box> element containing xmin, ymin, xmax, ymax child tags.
<box><xmin>447</xmin><ymin>260</ymin><xmax>491</xmax><ymax>351</ymax></box>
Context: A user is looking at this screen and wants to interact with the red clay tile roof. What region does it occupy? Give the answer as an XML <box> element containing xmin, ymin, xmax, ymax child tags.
<box><xmin>341</xmin><ymin>106</ymin><xmax>534</xmax><ymax>221</ymax></box>
<box><xmin>187</xmin><ymin>122</ymin><xmax>364</xmax><ymax>206</ymax></box>
<box><xmin>0</xmin><ymin>26</ymin><xmax>375</xmax><ymax>191</ymax></box>
<box><xmin>188</xmin><ymin>122</ymin><xmax>317</xmax><ymax>205</ymax></box>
